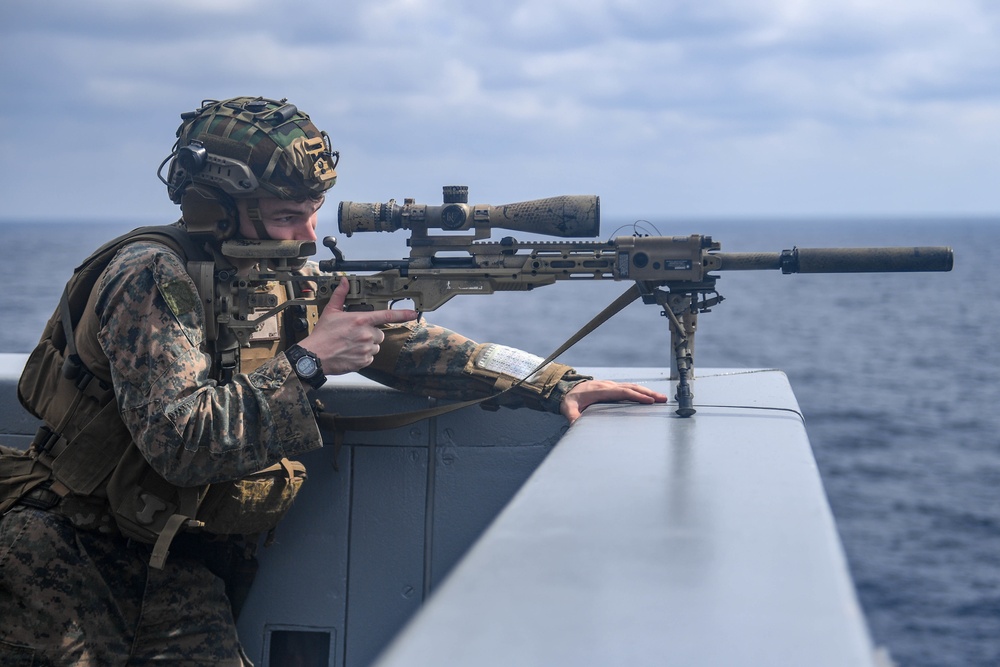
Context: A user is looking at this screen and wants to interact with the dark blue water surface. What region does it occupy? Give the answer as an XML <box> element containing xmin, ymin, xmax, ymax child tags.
<box><xmin>1</xmin><ymin>217</ymin><xmax>997</xmax><ymax>666</ymax></box>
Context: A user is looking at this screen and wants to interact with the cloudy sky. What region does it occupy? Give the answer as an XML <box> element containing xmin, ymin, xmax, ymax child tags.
<box><xmin>1</xmin><ymin>0</ymin><xmax>998</xmax><ymax>225</ymax></box>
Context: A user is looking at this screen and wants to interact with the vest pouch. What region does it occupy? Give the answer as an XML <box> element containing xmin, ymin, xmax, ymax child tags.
<box><xmin>17</xmin><ymin>336</ymin><xmax>65</xmax><ymax>422</ymax></box>
<box><xmin>106</xmin><ymin>445</ymin><xmax>306</xmax><ymax>546</ymax></box>
<box><xmin>50</xmin><ymin>399</ymin><xmax>133</xmax><ymax>496</ymax></box>
<box><xmin>0</xmin><ymin>446</ymin><xmax>52</xmax><ymax>515</ymax></box>
<box><xmin>105</xmin><ymin>444</ymin><xmax>191</xmax><ymax>544</ymax></box>
<box><xmin>197</xmin><ymin>458</ymin><xmax>306</xmax><ymax>536</ymax></box>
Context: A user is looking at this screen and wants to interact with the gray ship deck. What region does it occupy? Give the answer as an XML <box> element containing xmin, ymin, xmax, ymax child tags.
<box><xmin>0</xmin><ymin>355</ymin><xmax>879</xmax><ymax>667</ymax></box>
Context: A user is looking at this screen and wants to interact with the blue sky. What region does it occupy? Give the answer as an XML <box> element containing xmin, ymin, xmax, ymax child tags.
<box><xmin>1</xmin><ymin>0</ymin><xmax>998</xmax><ymax>224</ymax></box>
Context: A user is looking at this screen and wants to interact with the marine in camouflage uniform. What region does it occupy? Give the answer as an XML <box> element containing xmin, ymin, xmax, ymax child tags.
<box><xmin>0</xmin><ymin>97</ymin><xmax>665</xmax><ymax>666</ymax></box>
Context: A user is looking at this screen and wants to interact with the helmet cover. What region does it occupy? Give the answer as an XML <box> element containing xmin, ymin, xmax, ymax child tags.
<box><xmin>162</xmin><ymin>96</ymin><xmax>338</xmax><ymax>205</ymax></box>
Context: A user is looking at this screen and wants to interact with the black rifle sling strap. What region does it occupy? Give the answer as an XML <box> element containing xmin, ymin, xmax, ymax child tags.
<box><xmin>315</xmin><ymin>283</ymin><xmax>643</xmax><ymax>447</ymax></box>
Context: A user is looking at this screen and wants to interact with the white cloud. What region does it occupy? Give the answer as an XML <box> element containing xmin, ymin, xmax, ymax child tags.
<box><xmin>1</xmin><ymin>0</ymin><xmax>999</xmax><ymax>220</ymax></box>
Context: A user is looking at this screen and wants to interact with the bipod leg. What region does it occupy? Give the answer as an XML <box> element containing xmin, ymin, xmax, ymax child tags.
<box><xmin>636</xmin><ymin>283</ymin><xmax>700</xmax><ymax>417</ymax></box>
<box><xmin>660</xmin><ymin>292</ymin><xmax>698</xmax><ymax>417</ymax></box>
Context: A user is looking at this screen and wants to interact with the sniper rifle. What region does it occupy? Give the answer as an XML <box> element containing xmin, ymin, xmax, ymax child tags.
<box><xmin>207</xmin><ymin>186</ymin><xmax>954</xmax><ymax>416</ymax></box>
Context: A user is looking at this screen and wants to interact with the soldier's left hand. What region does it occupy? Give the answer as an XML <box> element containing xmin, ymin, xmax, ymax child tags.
<box><xmin>560</xmin><ymin>380</ymin><xmax>668</xmax><ymax>423</ymax></box>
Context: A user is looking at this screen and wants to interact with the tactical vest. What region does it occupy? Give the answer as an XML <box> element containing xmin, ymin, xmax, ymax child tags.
<box><xmin>10</xmin><ymin>224</ymin><xmax>308</xmax><ymax>568</ymax></box>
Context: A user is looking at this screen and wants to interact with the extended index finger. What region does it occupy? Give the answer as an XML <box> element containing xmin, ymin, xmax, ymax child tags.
<box><xmin>357</xmin><ymin>308</ymin><xmax>420</xmax><ymax>326</ymax></box>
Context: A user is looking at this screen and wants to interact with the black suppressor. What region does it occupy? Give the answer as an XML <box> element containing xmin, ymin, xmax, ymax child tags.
<box><xmin>714</xmin><ymin>246</ymin><xmax>954</xmax><ymax>273</ymax></box>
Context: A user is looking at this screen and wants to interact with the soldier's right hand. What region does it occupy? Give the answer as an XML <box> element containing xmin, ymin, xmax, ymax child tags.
<box><xmin>300</xmin><ymin>278</ymin><xmax>419</xmax><ymax>375</ymax></box>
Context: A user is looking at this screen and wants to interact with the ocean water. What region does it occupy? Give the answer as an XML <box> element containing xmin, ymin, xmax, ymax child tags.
<box><xmin>1</xmin><ymin>217</ymin><xmax>997</xmax><ymax>667</ymax></box>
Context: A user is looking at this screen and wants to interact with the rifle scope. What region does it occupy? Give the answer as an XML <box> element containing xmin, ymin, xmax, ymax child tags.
<box><xmin>339</xmin><ymin>186</ymin><xmax>601</xmax><ymax>238</ymax></box>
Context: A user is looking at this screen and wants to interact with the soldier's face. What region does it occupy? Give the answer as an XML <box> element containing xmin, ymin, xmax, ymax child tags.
<box><xmin>237</xmin><ymin>197</ymin><xmax>324</xmax><ymax>241</ymax></box>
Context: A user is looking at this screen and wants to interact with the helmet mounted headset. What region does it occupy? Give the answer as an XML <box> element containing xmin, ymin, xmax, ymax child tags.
<box><xmin>158</xmin><ymin>96</ymin><xmax>339</xmax><ymax>241</ymax></box>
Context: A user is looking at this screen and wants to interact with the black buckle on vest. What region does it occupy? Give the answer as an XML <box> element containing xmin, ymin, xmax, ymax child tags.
<box><xmin>19</xmin><ymin>483</ymin><xmax>62</xmax><ymax>510</ymax></box>
<box><xmin>62</xmin><ymin>354</ymin><xmax>96</xmax><ymax>391</ymax></box>
<box><xmin>30</xmin><ymin>425</ymin><xmax>60</xmax><ymax>453</ymax></box>
<box><xmin>62</xmin><ymin>353</ymin><xmax>84</xmax><ymax>381</ymax></box>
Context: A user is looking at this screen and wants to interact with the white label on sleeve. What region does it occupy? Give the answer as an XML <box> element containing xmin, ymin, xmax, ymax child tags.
<box><xmin>475</xmin><ymin>344</ymin><xmax>549</xmax><ymax>383</ymax></box>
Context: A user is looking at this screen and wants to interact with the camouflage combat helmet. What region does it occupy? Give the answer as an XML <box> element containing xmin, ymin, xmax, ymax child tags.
<box><xmin>158</xmin><ymin>96</ymin><xmax>339</xmax><ymax>240</ymax></box>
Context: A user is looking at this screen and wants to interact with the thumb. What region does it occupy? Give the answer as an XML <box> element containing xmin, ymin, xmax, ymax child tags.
<box><xmin>323</xmin><ymin>277</ymin><xmax>350</xmax><ymax>313</ymax></box>
<box><xmin>560</xmin><ymin>398</ymin><xmax>582</xmax><ymax>424</ymax></box>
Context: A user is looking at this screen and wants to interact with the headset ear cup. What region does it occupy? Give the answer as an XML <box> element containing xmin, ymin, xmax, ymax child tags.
<box><xmin>180</xmin><ymin>185</ymin><xmax>238</xmax><ymax>240</ymax></box>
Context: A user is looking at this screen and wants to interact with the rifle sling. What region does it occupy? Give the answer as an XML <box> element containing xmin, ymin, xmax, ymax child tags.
<box><xmin>315</xmin><ymin>283</ymin><xmax>642</xmax><ymax>435</ymax></box>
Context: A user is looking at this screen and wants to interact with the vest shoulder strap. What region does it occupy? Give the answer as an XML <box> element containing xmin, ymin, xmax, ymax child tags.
<box><xmin>58</xmin><ymin>223</ymin><xmax>212</xmax><ymax>380</ymax></box>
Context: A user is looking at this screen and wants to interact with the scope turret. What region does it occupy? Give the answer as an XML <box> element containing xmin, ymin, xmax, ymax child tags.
<box><xmin>338</xmin><ymin>186</ymin><xmax>601</xmax><ymax>238</ymax></box>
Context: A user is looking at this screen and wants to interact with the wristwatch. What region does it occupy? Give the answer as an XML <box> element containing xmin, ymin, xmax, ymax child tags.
<box><xmin>285</xmin><ymin>344</ymin><xmax>327</xmax><ymax>389</ymax></box>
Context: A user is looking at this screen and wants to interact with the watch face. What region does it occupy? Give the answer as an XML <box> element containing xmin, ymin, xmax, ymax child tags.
<box><xmin>295</xmin><ymin>355</ymin><xmax>319</xmax><ymax>377</ymax></box>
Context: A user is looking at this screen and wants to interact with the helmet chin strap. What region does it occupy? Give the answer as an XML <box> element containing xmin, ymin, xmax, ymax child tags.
<box><xmin>245</xmin><ymin>198</ymin><xmax>272</xmax><ymax>240</ymax></box>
